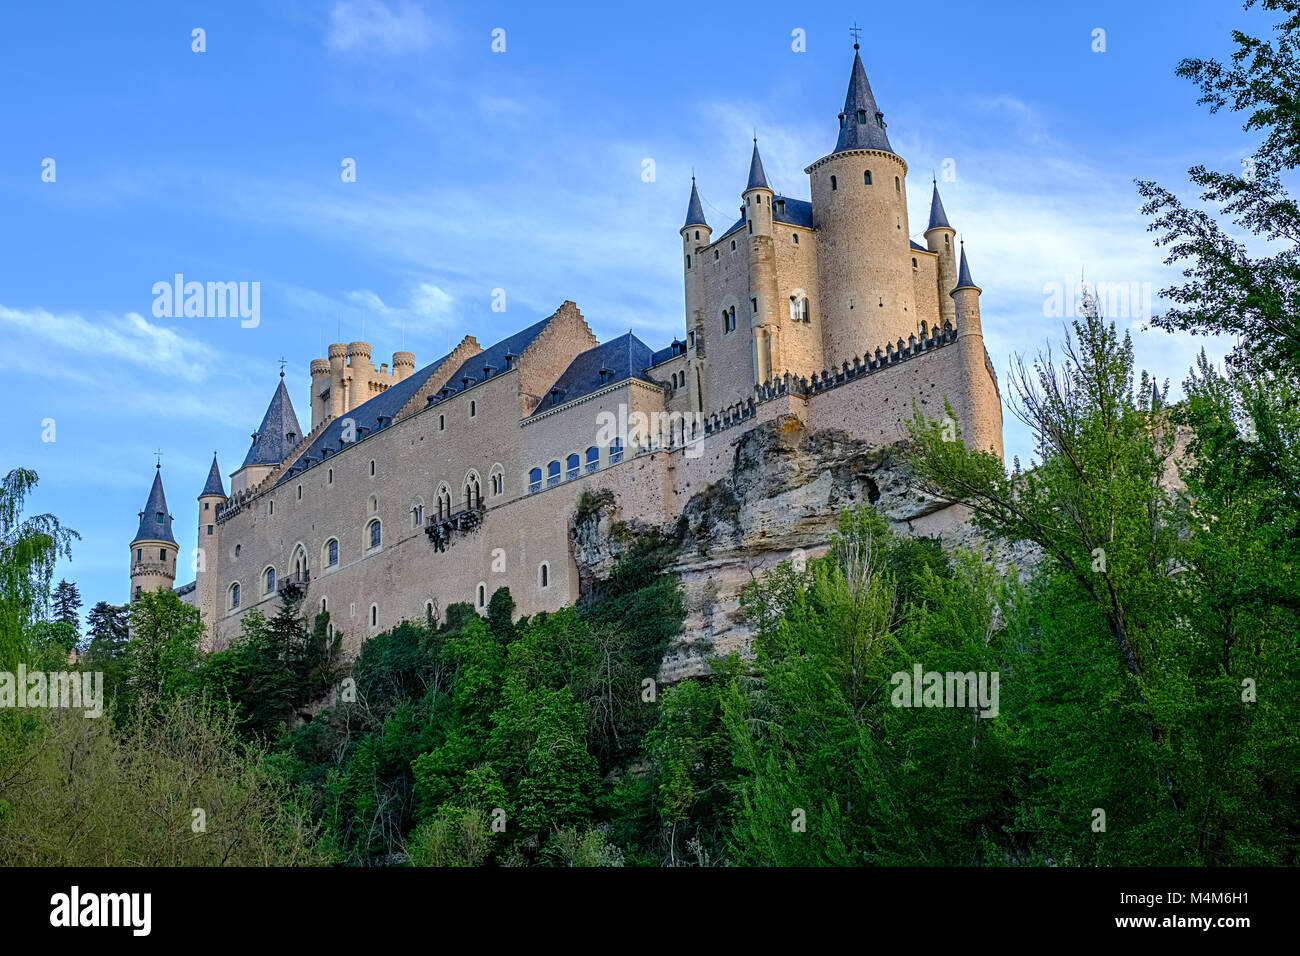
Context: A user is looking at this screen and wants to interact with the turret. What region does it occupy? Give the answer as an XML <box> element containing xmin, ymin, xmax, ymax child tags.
<box><xmin>129</xmin><ymin>465</ymin><xmax>177</xmax><ymax>602</ymax></box>
<box><xmin>681</xmin><ymin>175</ymin><xmax>711</xmax><ymax>413</ymax></box>
<box><xmin>392</xmin><ymin>351</ymin><xmax>416</xmax><ymax>383</ymax></box>
<box><xmin>807</xmin><ymin>45</ymin><xmax>916</xmax><ymax>365</ymax></box>
<box><xmin>924</xmin><ymin>177</ymin><xmax>958</xmax><ymax>329</ymax></box>
<box><xmin>743</xmin><ymin>137</ymin><xmax>780</xmax><ymax>384</ymax></box>
<box><xmin>195</xmin><ymin>453</ymin><xmax>226</xmax><ymax>632</ymax></box>
<box><xmin>310</xmin><ymin>358</ymin><xmax>331</xmax><ymax>429</ymax></box>
<box><xmin>948</xmin><ymin>241</ymin><xmax>1003</xmax><ymax>459</ymax></box>
<box><xmin>327</xmin><ymin>343</ymin><xmax>348</xmax><ymax>419</ymax></box>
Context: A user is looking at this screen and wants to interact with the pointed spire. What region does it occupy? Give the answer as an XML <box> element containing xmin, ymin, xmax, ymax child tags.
<box><xmin>134</xmin><ymin>466</ymin><xmax>177</xmax><ymax>545</ymax></box>
<box><xmin>927</xmin><ymin>177</ymin><xmax>952</xmax><ymax>231</ymax></box>
<box><xmin>954</xmin><ymin>239</ymin><xmax>978</xmax><ymax>291</ymax></box>
<box><xmin>746</xmin><ymin>136</ymin><xmax>770</xmax><ymax>191</ymax></box>
<box><xmin>1151</xmin><ymin>380</ymin><xmax>1162</xmax><ymax>411</ymax></box>
<box><xmin>683</xmin><ymin>174</ymin><xmax>708</xmax><ymax>230</ymax></box>
<box><xmin>242</xmin><ymin>377</ymin><xmax>303</xmax><ymax>467</ymax></box>
<box><xmin>200</xmin><ymin>453</ymin><xmax>226</xmax><ymax>498</ymax></box>
<box><xmin>834</xmin><ymin>49</ymin><xmax>893</xmax><ymax>154</ymax></box>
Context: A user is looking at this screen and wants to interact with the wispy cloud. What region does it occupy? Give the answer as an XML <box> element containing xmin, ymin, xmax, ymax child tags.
<box><xmin>324</xmin><ymin>0</ymin><xmax>444</xmax><ymax>55</ymax></box>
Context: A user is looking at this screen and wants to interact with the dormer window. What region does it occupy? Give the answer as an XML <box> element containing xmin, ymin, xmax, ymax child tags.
<box><xmin>599</xmin><ymin>367</ymin><xmax>610</xmax><ymax>385</ymax></box>
<box><xmin>504</xmin><ymin>353</ymin><xmax>515</xmax><ymax>370</ymax></box>
<box><xmin>877</xmin><ymin>112</ymin><xmax>885</xmax><ymax>129</ymax></box>
<box><xmin>857</xmin><ymin>109</ymin><xmax>867</xmax><ymax>123</ymax></box>
<box><xmin>156</xmin><ymin>512</ymin><xmax>164</xmax><ymax>524</ymax></box>
<box><xmin>551</xmin><ymin>389</ymin><xmax>562</xmax><ymax>406</ymax></box>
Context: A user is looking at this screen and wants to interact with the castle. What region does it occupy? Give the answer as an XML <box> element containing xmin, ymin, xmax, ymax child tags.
<box><xmin>129</xmin><ymin>47</ymin><xmax>1004</xmax><ymax>658</ymax></box>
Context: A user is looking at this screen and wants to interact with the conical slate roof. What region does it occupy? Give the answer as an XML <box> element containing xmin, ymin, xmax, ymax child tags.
<box><xmin>835</xmin><ymin>50</ymin><xmax>893</xmax><ymax>154</ymax></box>
<box><xmin>200</xmin><ymin>454</ymin><xmax>226</xmax><ymax>498</ymax></box>
<box><xmin>683</xmin><ymin>177</ymin><xmax>708</xmax><ymax>229</ymax></box>
<box><xmin>242</xmin><ymin>376</ymin><xmax>303</xmax><ymax>467</ymax></box>
<box><xmin>134</xmin><ymin>467</ymin><xmax>176</xmax><ymax>545</ymax></box>
<box><xmin>954</xmin><ymin>242</ymin><xmax>977</xmax><ymax>290</ymax></box>
<box><xmin>928</xmin><ymin>180</ymin><xmax>952</xmax><ymax>231</ymax></box>
<box><xmin>746</xmin><ymin>139</ymin><xmax>770</xmax><ymax>191</ymax></box>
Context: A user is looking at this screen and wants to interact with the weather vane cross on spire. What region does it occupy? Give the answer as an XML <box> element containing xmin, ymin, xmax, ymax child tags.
<box><xmin>278</xmin><ymin>357</ymin><xmax>288</xmax><ymax>377</ymax></box>
<box><xmin>849</xmin><ymin>22</ymin><xmax>862</xmax><ymax>48</ymax></box>
<box><xmin>154</xmin><ymin>449</ymin><xmax>163</xmax><ymax>469</ymax></box>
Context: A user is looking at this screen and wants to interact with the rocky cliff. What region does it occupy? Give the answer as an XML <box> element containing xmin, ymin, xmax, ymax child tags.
<box><xmin>571</xmin><ymin>414</ymin><xmax>1037</xmax><ymax>681</ymax></box>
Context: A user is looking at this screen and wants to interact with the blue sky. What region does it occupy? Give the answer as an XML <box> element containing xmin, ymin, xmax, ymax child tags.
<box><xmin>0</xmin><ymin>0</ymin><xmax>1262</xmax><ymax>620</ymax></box>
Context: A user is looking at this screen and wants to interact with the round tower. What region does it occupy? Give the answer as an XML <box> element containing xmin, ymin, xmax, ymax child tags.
<box><xmin>681</xmin><ymin>175</ymin><xmax>711</xmax><ymax>414</ymax></box>
<box><xmin>328</xmin><ymin>343</ymin><xmax>348</xmax><ymax>418</ymax></box>
<box><xmin>924</xmin><ymin>178</ymin><xmax>958</xmax><ymax>330</ymax></box>
<box><xmin>808</xmin><ymin>46</ymin><xmax>916</xmax><ymax>365</ymax></box>
<box><xmin>129</xmin><ymin>465</ymin><xmax>178</xmax><ymax>603</ymax></box>
<box><xmin>742</xmin><ymin>138</ymin><xmax>780</xmax><ymax>385</ymax></box>
<box><xmin>310</xmin><ymin>358</ymin><xmax>331</xmax><ymax>428</ymax></box>
<box><xmin>949</xmin><ymin>241</ymin><xmax>1004</xmax><ymax>459</ymax></box>
<box><xmin>195</xmin><ymin>453</ymin><xmax>226</xmax><ymax>634</ymax></box>
<box><xmin>392</xmin><ymin>351</ymin><xmax>416</xmax><ymax>383</ymax></box>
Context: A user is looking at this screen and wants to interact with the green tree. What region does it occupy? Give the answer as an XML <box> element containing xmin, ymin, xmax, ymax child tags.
<box><xmin>49</xmin><ymin>579</ymin><xmax>82</xmax><ymax>636</ymax></box>
<box><xmin>124</xmin><ymin>588</ymin><xmax>204</xmax><ymax>710</ymax></box>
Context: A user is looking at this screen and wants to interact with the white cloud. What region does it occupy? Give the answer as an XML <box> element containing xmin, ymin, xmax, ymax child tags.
<box><xmin>324</xmin><ymin>0</ymin><xmax>441</xmax><ymax>55</ymax></box>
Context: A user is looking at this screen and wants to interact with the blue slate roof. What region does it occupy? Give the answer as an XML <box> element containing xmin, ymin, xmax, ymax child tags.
<box><xmin>648</xmin><ymin>339</ymin><xmax>686</xmax><ymax>367</ymax></box>
<box><xmin>746</xmin><ymin>140</ymin><xmax>770</xmax><ymax>191</ymax></box>
<box><xmin>910</xmin><ymin>239</ymin><xmax>927</xmax><ymax>252</ymax></box>
<box><xmin>718</xmin><ymin>195</ymin><xmax>814</xmax><ymax>240</ymax></box>
<box><xmin>927</xmin><ymin>181</ymin><xmax>952</xmax><ymax>231</ymax></box>
<box><xmin>835</xmin><ymin>50</ymin><xmax>893</xmax><ymax>154</ymax></box>
<box><xmin>199</xmin><ymin>454</ymin><xmax>226</xmax><ymax>498</ymax></box>
<box><xmin>276</xmin><ymin>317</ymin><xmax>553</xmax><ymax>486</ymax></box>
<box><xmin>954</xmin><ymin>242</ymin><xmax>977</xmax><ymax>290</ymax></box>
<box><xmin>134</xmin><ymin>467</ymin><xmax>176</xmax><ymax>545</ymax></box>
<box><xmin>530</xmin><ymin>332</ymin><xmax>656</xmax><ymax>417</ymax></box>
<box><xmin>242</xmin><ymin>377</ymin><xmax>304</xmax><ymax>467</ymax></box>
<box><xmin>683</xmin><ymin>178</ymin><xmax>708</xmax><ymax>230</ymax></box>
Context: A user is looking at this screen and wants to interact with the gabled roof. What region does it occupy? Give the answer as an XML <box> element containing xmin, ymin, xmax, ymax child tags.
<box><xmin>909</xmin><ymin>239</ymin><xmax>928</xmax><ymax>252</ymax></box>
<box><xmin>648</xmin><ymin>339</ymin><xmax>687</xmax><ymax>367</ymax></box>
<box><xmin>718</xmin><ymin>195</ymin><xmax>814</xmax><ymax>240</ymax></box>
<box><xmin>927</xmin><ymin>180</ymin><xmax>952</xmax><ymax>231</ymax></box>
<box><xmin>834</xmin><ymin>49</ymin><xmax>893</xmax><ymax>154</ymax></box>
<box><xmin>683</xmin><ymin>178</ymin><xmax>708</xmax><ymax>230</ymax></box>
<box><xmin>276</xmin><ymin>317</ymin><xmax>554</xmax><ymax>486</ymax></box>
<box><xmin>199</xmin><ymin>454</ymin><xmax>226</xmax><ymax>498</ymax></box>
<box><xmin>746</xmin><ymin>139</ymin><xmax>770</xmax><ymax>191</ymax></box>
<box><xmin>529</xmin><ymin>332</ymin><xmax>656</xmax><ymax>417</ymax></box>
<box><xmin>242</xmin><ymin>377</ymin><xmax>304</xmax><ymax>468</ymax></box>
<box><xmin>133</xmin><ymin>467</ymin><xmax>176</xmax><ymax>545</ymax></box>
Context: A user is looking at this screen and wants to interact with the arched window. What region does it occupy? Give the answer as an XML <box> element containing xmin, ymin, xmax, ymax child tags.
<box><xmin>830</xmin><ymin>175</ymin><xmax>837</xmax><ymax>190</ymax></box>
<box><xmin>425</xmin><ymin>600</ymin><xmax>435</xmax><ymax>622</ymax></box>
<box><xmin>477</xmin><ymin>583</ymin><xmax>486</xmax><ymax>609</ymax></box>
<box><xmin>609</xmin><ymin>438</ymin><xmax>624</xmax><ymax>465</ymax></box>
<box><xmin>370</xmin><ymin>604</ymin><xmax>378</xmax><ymax>627</ymax></box>
<box><xmin>369</xmin><ymin>460</ymin><xmax>376</xmax><ymax>477</ymax></box>
<box><xmin>464</xmin><ymin>472</ymin><xmax>482</xmax><ymax>508</ymax></box>
<box><xmin>539</xmin><ymin>562</ymin><xmax>550</xmax><ymax>589</ymax></box>
<box><xmin>439</xmin><ymin>414</ymin><xmax>445</xmax><ymax>431</ymax></box>
<box><xmin>229</xmin><ymin>582</ymin><xmax>241</xmax><ymax>609</ymax></box>
<box><xmin>798</xmin><ymin>297</ymin><xmax>810</xmax><ymax>322</ymax></box>
<box><xmin>436</xmin><ymin>483</ymin><xmax>452</xmax><ymax>518</ymax></box>
<box><xmin>368</xmin><ymin>494</ymin><xmax>378</xmax><ymax>513</ymax></box>
<box><xmin>685</xmin><ymin>254</ymin><xmax>691</xmax><ymax>269</ymax></box>
<box><xmin>291</xmin><ymin>546</ymin><xmax>307</xmax><ymax>582</ymax></box>
<box><xmin>895</xmin><ymin>176</ymin><xmax>901</xmax><ymax>192</ymax></box>
<box><xmin>411</xmin><ymin>502</ymin><xmax>424</xmax><ymax>528</ymax></box>
<box><xmin>864</xmin><ymin>170</ymin><xmax>872</xmax><ymax>185</ymax></box>
<box><xmin>320</xmin><ymin>597</ymin><xmax>328</xmax><ymax>614</ymax></box>
<box><xmin>470</xmin><ymin>400</ymin><xmax>476</xmax><ymax>418</ymax></box>
<box><xmin>489</xmin><ymin>464</ymin><xmax>504</xmax><ymax>496</ymax></box>
<box><xmin>565</xmin><ymin>453</ymin><xmax>580</xmax><ymax>480</ymax></box>
<box><xmin>326</xmin><ymin>538</ymin><xmax>339</xmax><ymax>567</ymax></box>
<box><xmin>264</xmin><ymin>567</ymin><xmax>275</xmax><ymax>594</ymax></box>
<box><xmin>296</xmin><ymin>484</ymin><xmax>302</xmax><ymax>500</ymax></box>
<box><xmin>529</xmin><ymin>467</ymin><xmax>542</xmax><ymax>494</ymax></box>
<box><xmin>368</xmin><ymin>519</ymin><xmax>382</xmax><ymax>550</ymax></box>
<box><xmin>586</xmin><ymin>446</ymin><xmax>599</xmax><ymax>473</ymax></box>
<box><xmin>694</xmin><ymin>230</ymin><xmax>699</xmax><ymax>240</ymax></box>
<box><xmin>912</xmin><ymin>257</ymin><xmax>918</xmax><ymax>268</ymax></box>
<box><xmin>730</xmin><ymin>239</ymin><xmax>736</xmax><ymax>251</ymax></box>
<box><xmin>547</xmin><ymin>460</ymin><xmax>561</xmax><ymax>488</ymax></box>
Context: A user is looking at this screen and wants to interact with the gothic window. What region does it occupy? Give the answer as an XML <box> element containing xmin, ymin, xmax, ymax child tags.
<box><xmin>489</xmin><ymin>464</ymin><xmax>504</xmax><ymax>496</ymax></box>
<box><xmin>539</xmin><ymin>563</ymin><xmax>550</xmax><ymax>589</ymax></box>
<box><xmin>264</xmin><ymin>567</ymin><xmax>275</xmax><ymax>593</ymax></box>
<box><xmin>229</xmin><ymin>582</ymin><xmax>240</xmax><ymax>609</ymax></box>
<box><xmin>412</xmin><ymin>503</ymin><xmax>424</xmax><ymax>528</ymax></box>
<box><xmin>326</xmin><ymin>538</ymin><xmax>339</xmax><ymax>566</ymax></box>
<box><xmin>368</xmin><ymin>519</ymin><xmax>382</xmax><ymax>550</ymax></box>
<box><xmin>291</xmin><ymin>546</ymin><xmax>307</xmax><ymax>581</ymax></box>
<box><xmin>464</xmin><ymin>473</ymin><xmax>482</xmax><ymax>508</ymax></box>
<box><xmin>437</xmin><ymin>484</ymin><xmax>452</xmax><ymax>517</ymax></box>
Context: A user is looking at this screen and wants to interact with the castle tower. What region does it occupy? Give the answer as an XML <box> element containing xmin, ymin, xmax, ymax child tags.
<box><xmin>949</xmin><ymin>242</ymin><xmax>1004</xmax><ymax>458</ymax></box>
<box><xmin>327</xmin><ymin>343</ymin><xmax>348</xmax><ymax>420</ymax></box>
<box><xmin>743</xmin><ymin>138</ymin><xmax>782</xmax><ymax>385</ymax></box>
<box><xmin>806</xmin><ymin>45</ymin><xmax>916</xmax><ymax>365</ymax></box>
<box><xmin>195</xmin><ymin>453</ymin><xmax>226</xmax><ymax>629</ymax></box>
<box><xmin>925</xmin><ymin>178</ymin><xmax>958</xmax><ymax>329</ymax></box>
<box><xmin>230</xmin><ymin>372</ymin><xmax>303</xmax><ymax>495</ymax></box>
<box><xmin>393</xmin><ymin>351</ymin><xmax>416</xmax><ymax>383</ymax></box>
<box><xmin>681</xmin><ymin>175</ymin><xmax>711</xmax><ymax>414</ymax></box>
<box><xmin>129</xmin><ymin>465</ymin><xmax>177</xmax><ymax>602</ymax></box>
<box><xmin>310</xmin><ymin>358</ymin><xmax>331</xmax><ymax>429</ymax></box>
